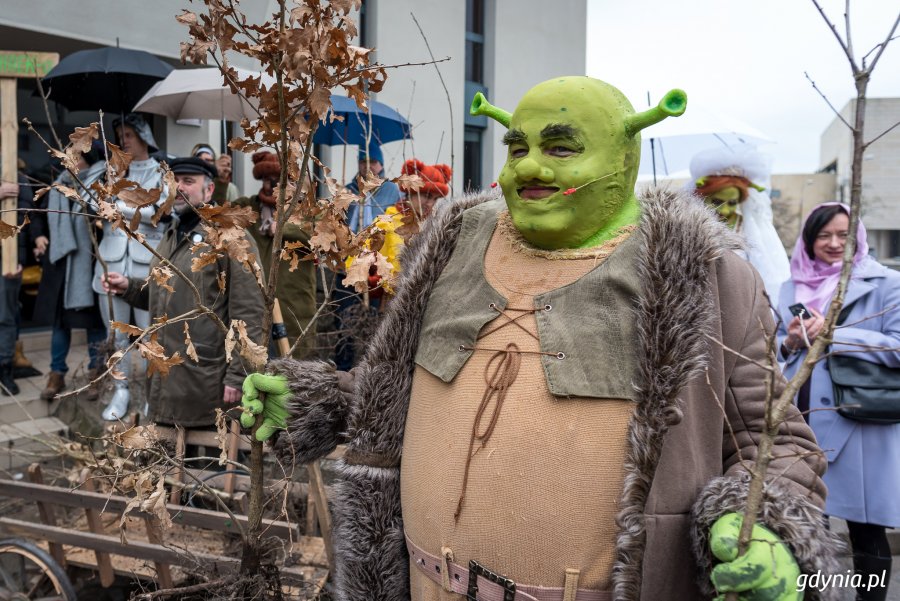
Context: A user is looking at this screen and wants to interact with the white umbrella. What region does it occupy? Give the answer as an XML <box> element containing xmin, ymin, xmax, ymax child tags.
<box><xmin>132</xmin><ymin>67</ymin><xmax>275</xmax><ymax>122</ymax></box>
<box><xmin>639</xmin><ymin>103</ymin><xmax>775</xmax><ymax>180</ymax></box>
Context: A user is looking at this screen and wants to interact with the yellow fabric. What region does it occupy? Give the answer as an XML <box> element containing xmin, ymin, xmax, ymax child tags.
<box><xmin>401</xmin><ymin>224</ymin><xmax>635</xmax><ymax>600</ymax></box>
<box><xmin>377</xmin><ymin>206</ymin><xmax>406</xmax><ymax>277</ymax></box>
<box><xmin>345</xmin><ymin>205</ymin><xmax>406</xmax><ymax>293</ymax></box>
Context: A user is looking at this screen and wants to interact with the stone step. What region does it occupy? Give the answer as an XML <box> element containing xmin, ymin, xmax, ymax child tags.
<box><xmin>19</xmin><ymin>329</ymin><xmax>86</xmax><ymax>353</ymax></box>
<box><xmin>0</xmin><ymin>394</ymin><xmax>50</xmax><ymax>424</ymax></box>
<box><xmin>0</xmin><ymin>417</ymin><xmax>69</xmax><ymax>470</ymax></box>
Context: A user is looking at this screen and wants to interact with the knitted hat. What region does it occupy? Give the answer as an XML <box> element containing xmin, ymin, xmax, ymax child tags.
<box><xmin>358</xmin><ymin>143</ymin><xmax>383</xmax><ymax>165</ymax></box>
<box><xmin>401</xmin><ymin>159</ymin><xmax>452</xmax><ymax>197</ymax></box>
<box><xmin>252</xmin><ymin>151</ymin><xmax>281</xmax><ymax>180</ymax></box>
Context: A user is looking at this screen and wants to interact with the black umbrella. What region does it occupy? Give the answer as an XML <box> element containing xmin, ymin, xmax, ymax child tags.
<box><xmin>38</xmin><ymin>47</ymin><xmax>174</xmax><ymax>113</ymax></box>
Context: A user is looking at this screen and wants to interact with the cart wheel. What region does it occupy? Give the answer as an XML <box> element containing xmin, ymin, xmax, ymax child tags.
<box><xmin>0</xmin><ymin>539</ymin><xmax>76</xmax><ymax>601</ymax></box>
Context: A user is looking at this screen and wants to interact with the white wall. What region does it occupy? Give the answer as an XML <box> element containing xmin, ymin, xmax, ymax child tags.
<box><xmin>318</xmin><ymin>0</ymin><xmax>466</xmax><ymax>190</ymax></box>
<box><xmin>819</xmin><ymin>97</ymin><xmax>900</xmax><ymax>258</ymax></box>
<box><xmin>484</xmin><ymin>0</ymin><xmax>587</xmax><ymax>182</ymax></box>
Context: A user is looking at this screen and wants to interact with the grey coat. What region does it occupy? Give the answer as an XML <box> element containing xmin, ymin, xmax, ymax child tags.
<box><xmin>273</xmin><ymin>188</ymin><xmax>842</xmax><ymax>601</ymax></box>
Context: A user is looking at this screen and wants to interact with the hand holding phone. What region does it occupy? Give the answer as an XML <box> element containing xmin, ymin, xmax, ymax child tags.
<box><xmin>789</xmin><ymin>303</ymin><xmax>811</xmax><ymax>319</ymax></box>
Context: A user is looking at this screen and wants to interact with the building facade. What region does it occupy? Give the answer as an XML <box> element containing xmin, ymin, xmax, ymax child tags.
<box><xmin>0</xmin><ymin>0</ymin><xmax>587</xmax><ymax>197</ymax></box>
<box><xmin>820</xmin><ymin>97</ymin><xmax>900</xmax><ymax>262</ymax></box>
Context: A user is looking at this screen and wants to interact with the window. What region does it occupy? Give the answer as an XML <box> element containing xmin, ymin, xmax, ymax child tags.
<box><xmin>464</xmin><ymin>127</ymin><xmax>483</xmax><ymax>192</ymax></box>
<box><xmin>464</xmin><ymin>0</ymin><xmax>487</xmax><ymax>190</ymax></box>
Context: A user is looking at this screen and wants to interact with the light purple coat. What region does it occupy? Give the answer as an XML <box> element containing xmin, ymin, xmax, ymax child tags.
<box><xmin>778</xmin><ymin>259</ymin><xmax>900</xmax><ymax>527</ymax></box>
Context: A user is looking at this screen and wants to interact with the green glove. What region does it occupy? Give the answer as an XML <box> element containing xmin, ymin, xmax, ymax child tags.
<box><xmin>240</xmin><ymin>373</ymin><xmax>292</xmax><ymax>442</ymax></box>
<box><xmin>709</xmin><ymin>512</ymin><xmax>801</xmax><ymax>601</ymax></box>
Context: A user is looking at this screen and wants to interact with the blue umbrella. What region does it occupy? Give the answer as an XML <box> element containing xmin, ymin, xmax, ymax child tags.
<box><xmin>313</xmin><ymin>95</ymin><xmax>411</xmax><ymax>146</ymax></box>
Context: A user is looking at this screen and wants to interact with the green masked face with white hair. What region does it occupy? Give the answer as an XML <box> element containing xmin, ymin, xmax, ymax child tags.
<box><xmin>472</xmin><ymin>77</ymin><xmax>686</xmax><ymax>250</ymax></box>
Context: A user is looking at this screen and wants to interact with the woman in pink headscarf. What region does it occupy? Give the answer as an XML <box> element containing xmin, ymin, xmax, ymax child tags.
<box><xmin>777</xmin><ymin>203</ymin><xmax>900</xmax><ymax>601</ymax></box>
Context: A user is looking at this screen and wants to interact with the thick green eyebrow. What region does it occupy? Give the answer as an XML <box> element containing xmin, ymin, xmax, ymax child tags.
<box><xmin>502</xmin><ymin>129</ymin><xmax>527</xmax><ymax>146</ymax></box>
<box><xmin>502</xmin><ymin>124</ymin><xmax>583</xmax><ymax>148</ymax></box>
<box><xmin>540</xmin><ymin>123</ymin><xmax>580</xmax><ymax>139</ymax></box>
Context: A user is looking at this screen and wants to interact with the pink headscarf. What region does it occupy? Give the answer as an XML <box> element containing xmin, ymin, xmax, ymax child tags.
<box><xmin>790</xmin><ymin>202</ymin><xmax>871</xmax><ymax>314</ymax></box>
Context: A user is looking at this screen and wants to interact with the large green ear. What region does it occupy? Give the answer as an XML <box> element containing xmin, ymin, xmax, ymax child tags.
<box><xmin>624</xmin><ymin>89</ymin><xmax>687</xmax><ymax>137</ymax></box>
<box><xmin>470</xmin><ymin>92</ymin><xmax>511</xmax><ymax>128</ymax></box>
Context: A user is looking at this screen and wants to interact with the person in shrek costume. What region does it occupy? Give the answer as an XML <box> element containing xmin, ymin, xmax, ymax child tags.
<box><xmin>689</xmin><ymin>146</ymin><xmax>791</xmax><ymax>306</ymax></box>
<box><xmin>241</xmin><ymin>77</ymin><xmax>840</xmax><ymax>601</ymax></box>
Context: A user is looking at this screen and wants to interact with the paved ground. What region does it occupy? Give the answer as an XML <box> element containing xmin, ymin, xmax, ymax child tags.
<box><xmin>17</xmin><ymin>329</ymin><xmax>147</xmax><ymax>441</ymax></box>
<box><xmin>13</xmin><ymin>330</ymin><xmax>900</xmax><ymax>599</ymax></box>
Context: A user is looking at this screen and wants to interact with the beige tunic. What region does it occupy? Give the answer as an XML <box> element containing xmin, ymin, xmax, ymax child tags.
<box><xmin>401</xmin><ymin>219</ymin><xmax>636</xmax><ymax>599</ymax></box>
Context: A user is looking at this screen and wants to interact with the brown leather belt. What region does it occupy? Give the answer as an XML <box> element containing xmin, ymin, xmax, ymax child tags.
<box><xmin>405</xmin><ymin>535</ymin><xmax>612</xmax><ymax>601</ymax></box>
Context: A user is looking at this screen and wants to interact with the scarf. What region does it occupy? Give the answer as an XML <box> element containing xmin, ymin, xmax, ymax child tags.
<box><xmin>257</xmin><ymin>185</ymin><xmax>276</xmax><ymax>206</ymax></box>
<box><xmin>790</xmin><ymin>202</ymin><xmax>871</xmax><ymax>314</ymax></box>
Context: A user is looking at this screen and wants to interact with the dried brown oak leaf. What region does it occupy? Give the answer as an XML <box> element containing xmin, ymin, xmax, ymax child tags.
<box><xmin>138</xmin><ymin>333</ymin><xmax>184</xmax><ymax>378</ymax></box>
<box><xmin>183</xmin><ymin>322</ymin><xmax>199</xmax><ymax>363</ymax></box>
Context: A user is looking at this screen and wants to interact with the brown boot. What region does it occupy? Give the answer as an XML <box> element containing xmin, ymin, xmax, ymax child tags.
<box><xmin>13</xmin><ymin>340</ymin><xmax>32</xmax><ymax>369</ymax></box>
<box><xmin>84</xmin><ymin>368</ymin><xmax>101</xmax><ymax>402</ymax></box>
<box><xmin>40</xmin><ymin>371</ymin><xmax>66</xmax><ymax>401</ymax></box>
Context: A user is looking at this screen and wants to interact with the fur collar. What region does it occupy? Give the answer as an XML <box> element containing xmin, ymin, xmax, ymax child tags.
<box><xmin>613</xmin><ymin>187</ymin><xmax>741</xmax><ymax>600</ymax></box>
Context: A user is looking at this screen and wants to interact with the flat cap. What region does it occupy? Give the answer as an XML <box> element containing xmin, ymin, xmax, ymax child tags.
<box><xmin>169</xmin><ymin>157</ymin><xmax>218</xmax><ymax>180</ymax></box>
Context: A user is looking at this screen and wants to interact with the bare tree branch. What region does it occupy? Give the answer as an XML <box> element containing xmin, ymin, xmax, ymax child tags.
<box><xmin>843</xmin><ymin>0</ymin><xmax>854</xmax><ymax>69</ymax></box>
<box><xmin>863</xmin><ymin>118</ymin><xmax>900</xmax><ymax>150</ymax></box>
<box><xmin>804</xmin><ymin>72</ymin><xmax>854</xmax><ymax>131</ymax></box>
<box><xmin>862</xmin><ymin>11</ymin><xmax>900</xmax><ymax>72</ymax></box>
<box><xmin>810</xmin><ymin>0</ymin><xmax>859</xmax><ymax>73</ymax></box>
<box><xmin>703</xmin><ymin>332</ymin><xmax>776</xmax><ymax>373</ymax></box>
<box><xmin>411</xmin><ymin>12</ymin><xmax>454</xmax><ymax>177</ymax></box>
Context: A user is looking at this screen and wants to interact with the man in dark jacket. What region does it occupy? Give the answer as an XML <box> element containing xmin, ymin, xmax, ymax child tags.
<box><xmin>102</xmin><ymin>157</ymin><xmax>264</xmax><ymax>426</ymax></box>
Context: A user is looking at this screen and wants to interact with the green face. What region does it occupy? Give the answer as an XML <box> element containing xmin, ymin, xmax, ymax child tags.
<box><xmin>498</xmin><ymin>77</ymin><xmax>641</xmax><ymax>249</ymax></box>
<box><xmin>705</xmin><ymin>186</ymin><xmax>742</xmax><ymax>229</ymax></box>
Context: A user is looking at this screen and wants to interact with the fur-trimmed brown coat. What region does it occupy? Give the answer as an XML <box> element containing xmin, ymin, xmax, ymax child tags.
<box><xmin>271</xmin><ymin>188</ymin><xmax>842</xmax><ymax>601</ymax></box>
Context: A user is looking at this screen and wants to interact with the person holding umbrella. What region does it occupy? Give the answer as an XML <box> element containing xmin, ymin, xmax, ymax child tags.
<box><xmin>85</xmin><ymin>113</ymin><xmax>168</xmax><ymax>420</ymax></box>
<box><xmin>31</xmin><ymin>143</ymin><xmax>107</xmax><ymax>402</ymax></box>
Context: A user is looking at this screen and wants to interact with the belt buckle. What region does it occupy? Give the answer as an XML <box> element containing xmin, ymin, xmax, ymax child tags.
<box><xmin>467</xmin><ymin>559</ymin><xmax>516</xmax><ymax>601</ymax></box>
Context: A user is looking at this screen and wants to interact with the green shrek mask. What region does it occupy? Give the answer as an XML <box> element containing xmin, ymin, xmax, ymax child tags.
<box><xmin>471</xmin><ymin>77</ymin><xmax>686</xmax><ymax>249</ymax></box>
<box><xmin>694</xmin><ymin>175</ymin><xmax>766</xmax><ymax>230</ymax></box>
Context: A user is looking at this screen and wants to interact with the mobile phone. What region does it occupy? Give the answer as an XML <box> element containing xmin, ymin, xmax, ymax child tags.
<box><xmin>789</xmin><ymin>303</ymin><xmax>811</xmax><ymax>319</ymax></box>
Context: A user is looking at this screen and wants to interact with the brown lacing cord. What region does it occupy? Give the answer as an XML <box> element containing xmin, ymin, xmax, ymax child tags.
<box><xmin>453</xmin><ymin>306</ymin><xmax>565</xmax><ymax>521</ymax></box>
<box><xmin>454</xmin><ymin>342</ymin><xmax>520</xmax><ymax>521</ymax></box>
<box><xmin>459</xmin><ymin>304</ymin><xmax>565</xmax><ymax>359</ymax></box>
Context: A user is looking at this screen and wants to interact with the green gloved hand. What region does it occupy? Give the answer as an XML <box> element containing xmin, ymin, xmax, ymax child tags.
<box><xmin>240</xmin><ymin>373</ymin><xmax>292</xmax><ymax>442</ymax></box>
<box><xmin>709</xmin><ymin>512</ymin><xmax>801</xmax><ymax>601</ymax></box>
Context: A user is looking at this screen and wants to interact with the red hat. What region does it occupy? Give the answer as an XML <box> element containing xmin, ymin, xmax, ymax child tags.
<box><xmin>401</xmin><ymin>159</ymin><xmax>452</xmax><ymax>197</ymax></box>
<box><xmin>252</xmin><ymin>151</ymin><xmax>281</xmax><ymax>180</ymax></box>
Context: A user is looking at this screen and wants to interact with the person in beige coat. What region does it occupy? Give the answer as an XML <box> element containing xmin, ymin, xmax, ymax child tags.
<box><xmin>243</xmin><ymin>78</ymin><xmax>842</xmax><ymax>600</ymax></box>
<box><xmin>104</xmin><ymin>157</ymin><xmax>264</xmax><ymax>427</ymax></box>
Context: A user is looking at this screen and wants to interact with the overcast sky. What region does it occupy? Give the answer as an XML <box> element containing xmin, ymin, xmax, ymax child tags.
<box><xmin>586</xmin><ymin>0</ymin><xmax>900</xmax><ymax>174</ymax></box>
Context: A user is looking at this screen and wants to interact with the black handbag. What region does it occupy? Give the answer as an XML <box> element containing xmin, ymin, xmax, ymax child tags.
<box><xmin>828</xmin><ymin>304</ymin><xmax>900</xmax><ymax>424</ymax></box>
